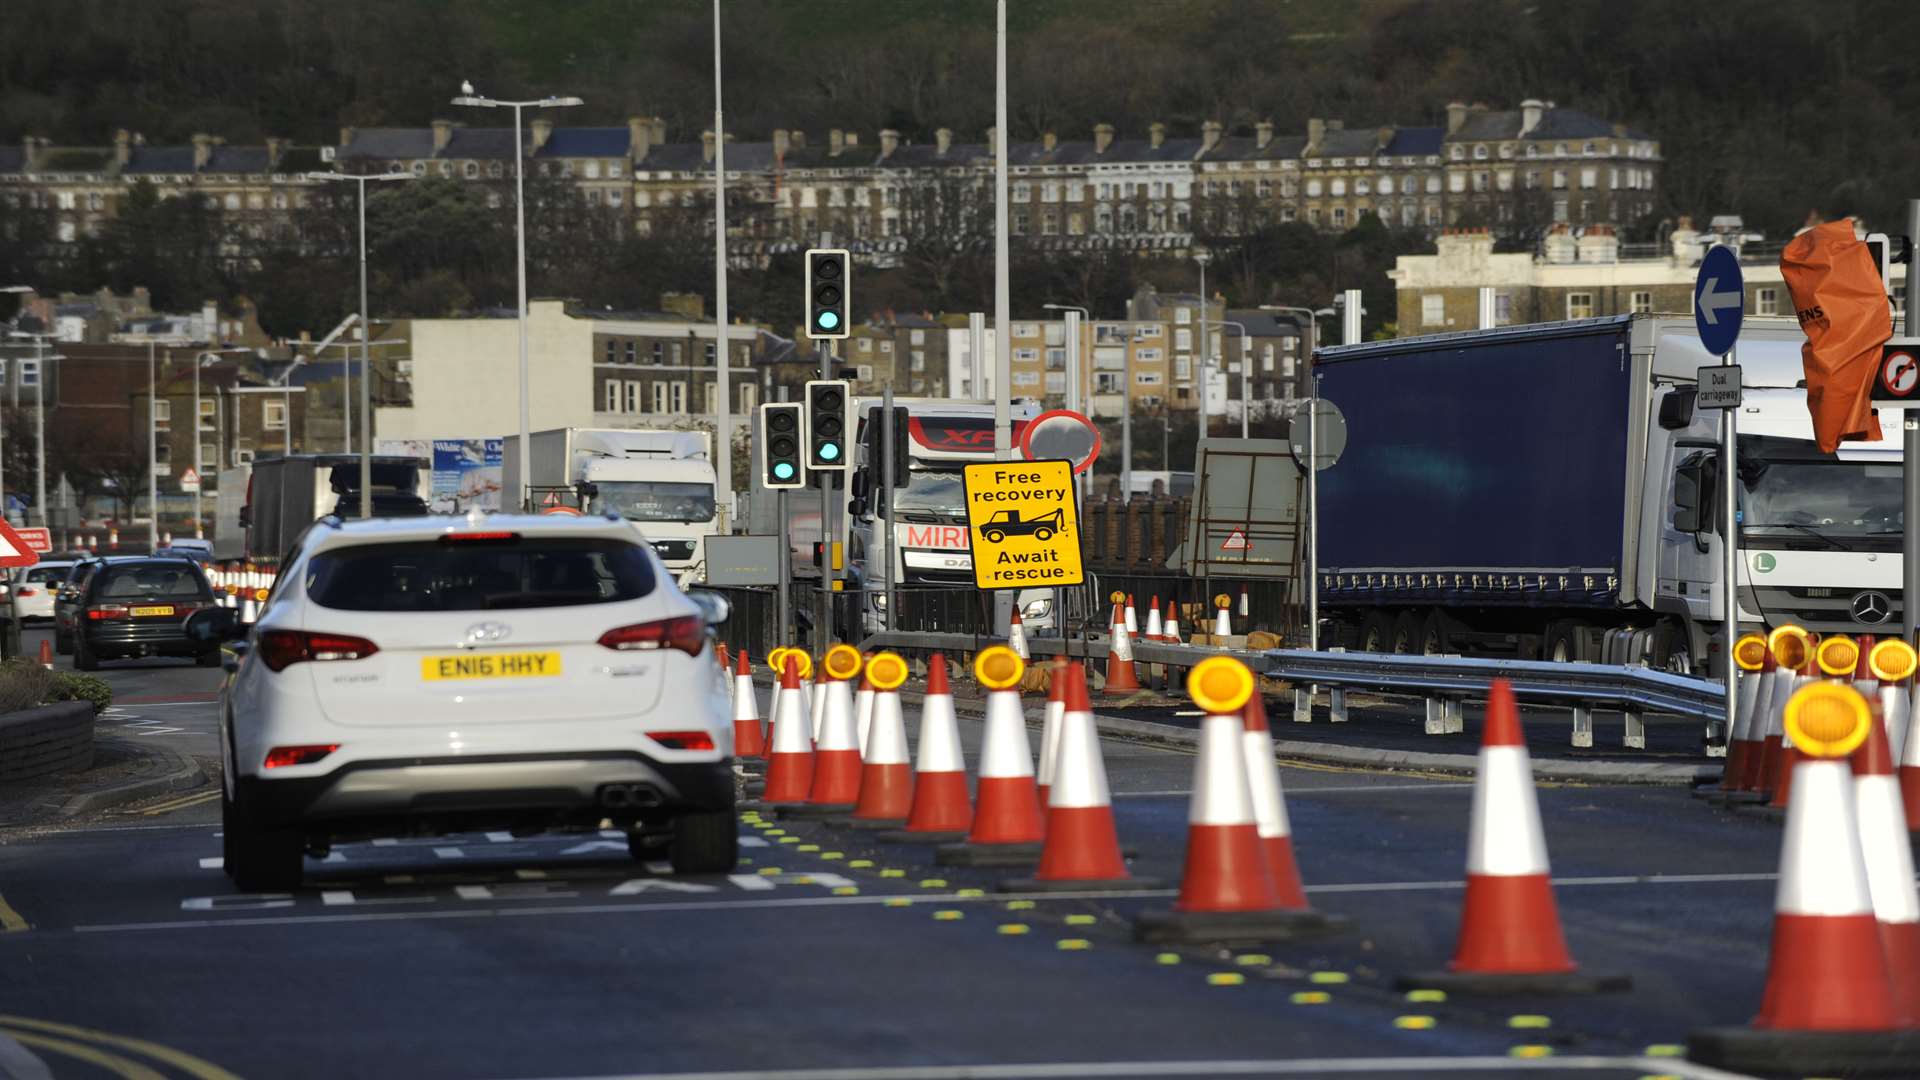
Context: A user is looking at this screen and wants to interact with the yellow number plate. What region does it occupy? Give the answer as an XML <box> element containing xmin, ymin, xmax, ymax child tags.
<box><xmin>131</xmin><ymin>606</ymin><xmax>175</xmax><ymax>617</ymax></box>
<box><xmin>421</xmin><ymin>652</ymin><xmax>563</xmax><ymax>681</ymax></box>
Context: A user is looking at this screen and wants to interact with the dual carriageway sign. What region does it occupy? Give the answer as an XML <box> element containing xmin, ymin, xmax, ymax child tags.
<box><xmin>960</xmin><ymin>459</ymin><xmax>1084</xmax><ymax>591</ymax></box>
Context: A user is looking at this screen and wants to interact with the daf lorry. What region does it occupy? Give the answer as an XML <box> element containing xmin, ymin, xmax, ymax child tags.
<box><xmin>500</xmin><ymin>428</ymin><xmax>720</xmax><ymax>585</ymax></box>
<box><xmin>1313</xmin><ymin>313</ymin><xmax>1901</xmax><ymax>674</ymax></box>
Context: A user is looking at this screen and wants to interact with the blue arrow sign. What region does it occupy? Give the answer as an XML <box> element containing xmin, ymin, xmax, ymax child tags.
<box><xmin>1693</xmin><ymin>244</ymin><xmax>1744</xmax><ymax>356</ymax></box>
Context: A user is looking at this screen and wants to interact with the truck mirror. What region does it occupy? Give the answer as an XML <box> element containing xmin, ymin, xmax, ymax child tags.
<box><xmin>1658</xmin><ymin>389</ymin><xmax>1697</xmax><ymax>431</ymax></box>
<box><xmin>848</xmin><ymin>498</ymin><xmax>868</xmax><ymax>518</ymax></box>
<box><xmin>1673</xmin><ymin>460</ymin><xmax>1705</xmax><ymax>533</ymax></box>
<box><xmin>576</xmin><ymin>481</ymin><xmax>598</xmax><ymax>502</ymax></box>
<box><xmin>850</xmin><ymin>471</ymin><xmax>870</xmax><ymax>499</ymax></box>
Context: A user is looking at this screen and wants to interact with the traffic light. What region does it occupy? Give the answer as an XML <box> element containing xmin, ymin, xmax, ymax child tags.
<box><xmin>863</xmin><ymin>404</ymin><xmax>910</xmax><ymax>489</ymax></box>
<box><xmin>804</xmin><ymin>379</ymin><xmax>850</xmax><ymax>471</ymax></box>
<box><xmin>758</xmin><ymin>402</ymin><xmax>804</xmax><ymax>489</ymax></box>
<box><xmin>805</xmin><ymin>248</ymin><xmax>850</xmax><ymax>340</ymax></box>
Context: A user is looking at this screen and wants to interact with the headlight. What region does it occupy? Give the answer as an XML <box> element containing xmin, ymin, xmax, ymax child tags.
<box><xmin>871</xmin><ymin>593</ymin><xmax>888</xmax><ymax>610</ymax></box>
<box><xmin>1022</xmin><ymin>598</ymin><xmax>1053</xmax><ymax>619</ymax></box>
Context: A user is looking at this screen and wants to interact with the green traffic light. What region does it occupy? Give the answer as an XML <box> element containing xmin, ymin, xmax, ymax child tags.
<box><xmin>773</xmin><ymin>462</ymin><xmax>795</xmax><ymax>480</ymax></box>
<box><xmin>816</xmin><ymin>310</ymin><xmax>840</xmax><ymax>331</ymax></box>
<box><xmin>820</xmin><ymin>442</ymin><xmax>840</xmax><ymax>461</ymax></box>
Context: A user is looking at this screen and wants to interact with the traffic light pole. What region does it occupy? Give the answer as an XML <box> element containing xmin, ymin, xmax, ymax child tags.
<box><xmin>880</xmin><ymin>385</ymin><xmax>895</xmax><ymax>634</ymax></box>
<box><xmin>776</xmin><ymin>486</ymin><xmax>790</xmax><ymax>650</ymax></box>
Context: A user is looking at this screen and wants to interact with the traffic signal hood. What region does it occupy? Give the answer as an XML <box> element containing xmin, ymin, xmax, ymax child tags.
<box><xmin>805</xmin><ymin>248</ymin><xmax>851</xmax><ymax>340</ymax></box>
<box><xmin>804</xmin><ymin>380</ymin><xmax>850</xmax><ymax>472</ymax></box>
<box><xmin>759</xmin><ymin>402</ymin><xmax>805</xmax><ymax>489</ymax></box>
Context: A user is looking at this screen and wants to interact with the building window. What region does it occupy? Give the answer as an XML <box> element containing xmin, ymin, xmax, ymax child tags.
<box><xmin>1174</xmin><ymin>329</ymin><xmax>1192</xmax><ymax>351</ymax></box>
<box><xmin>604</xmin><ymin>380</ymin><xmax>621</xmax><ymax>412</ymax></box>
<box><xmin>1135</xmin><ymin>348</ymin><xmax>1162</xmax><ymax>362</ymax></box>
<box><xmin>1630</xmin><ymin>290</ymin><xmax>1653</xmax><ymax>314</ymax></box>
<box><xmin>1473</xmin><ymin>144</ymin><xmax>1489</xmax><ymax>160</ymax></box>
<box><xmin>1422</xmin><ymin>294</ymin><xmax>1445</xmax><ymax>327</ymax></box>
<box><xmin>1495</xmin><ymin>293</ymin><xmax>1513</xmax><ymax>325</ymax></box>
<box><xmin>263</xmin><ymin>399</ymin><xmax>287</xmax><ymax>431</ymax></box>
<box><xmin>1566</xmin><ymin>293</ymin><xmax>1595</xmax><ymax>320</ymax></box>
<box><xmin>604</xmin><ymin>341</ymin><xmax>617</xmax><ymax>364</ymax></box>
<box><xmin>1305</xmin><ymin>179</ymin><xmax>1322</xmax><ymax>198</ymax></box>
<box><xmin>1580</xmin><ymin>167</ymin><xmax>1598</xmax><ymax>189</ymax></box>
<box><xmin>152</xmin><ymin>399</ymin><xmax>171</xmax><ymax>429</ymax></box>
<box><xmin>623</xmin><ymin>381</ymin><xmax>640</xmax><ymax>413</ymax></box>
<box><xmin>199</xmin><ymin>399</ymin><xmax>216</xmax><ymax>429</ymax></box>
<box><xmin>911</xmin><ymin>350</ymin><xmax>926</xmax><ymax>372</ymax></box>
<box><xmin>1329</xmin><ymin>179</ymin><xmax>1346</xmax><ymax>197</ymax></box>
<box><xmin>1552</xmin><ymin>169</ymin><xmax>1568</xmax><ymax>190</ymax></box>
<box><xmin>1174</xmin><ymin>358</ymin><xmax>1192</xmax><ymax>380</ymax></box>
<box><xmin>1756</xmin><ymin>287</ymin><xmax>1780</xmax><ymax>316</ymax></box>
<box><xmin>1331</xmin><ymin>206</ymin><xmax>1347</xmax><ymax>227</ymax></box>
<box><xmin>705</xmin><ymin>342</ymin><xmax>716</xmax><ymax>363</ymax></box>
<box><xmin>1448</xmin><ymin>173</ymin><xmax>1466</xmax><ymax>193</ymax></box>
<box><xmin>1135</xmin><ymin>371</ymin><xmax>1163</xmax><ymax>386</ymax></box>
<box><xmin>1014</xmin><ymin>348</ymin><xmax>1039</xmax><ymax>363</ymax></box>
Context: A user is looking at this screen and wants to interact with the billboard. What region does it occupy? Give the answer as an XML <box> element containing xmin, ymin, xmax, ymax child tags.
<box><xmin>377</xmin><ymin>438</ymin><xmax>503</xmax><ymax>513</ymax></box>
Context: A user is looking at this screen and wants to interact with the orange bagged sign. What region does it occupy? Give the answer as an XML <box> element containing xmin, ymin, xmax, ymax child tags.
<box><xmin>1780</xmin><ymin>220</ymin><xmax>1891</xmax><ymax>452</ymax></box>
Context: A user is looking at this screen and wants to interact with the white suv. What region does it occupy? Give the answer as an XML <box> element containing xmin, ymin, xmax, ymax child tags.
<box><xmin>191</xmin><ymin>513</ymin><xmax>736</xmax><ymax>892</ymax></box>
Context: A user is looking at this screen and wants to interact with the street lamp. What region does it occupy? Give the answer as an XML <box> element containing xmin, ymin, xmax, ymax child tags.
<box><xmin>1039</xmin><ymin>303</ymin><xmax>1090</xmax><ymax>415</ymax></box>
<box><xmin>1192</xmin><ymin>249</ymin><xmax>1211</xmax><ymax>438</ymax></box>
<box><xmin>0</xmin><ymin>285</ymin><xmax>33</xmax><ymax>521</ymax></box>
<box><xmin>306</xmin><ymin>171</ymin><xmax>415</xmax><ymax>517</ymax></box>
<box><xmin>1260</xmin><ymin>305</ymin><xmax>1337</xmax><ymax>407</ymax></box>
<box><xmin>1203</xmin><ymin>320</ymin><xmax>1250</xmax><ymax>437</ymax></box>
<box><xmin>451</xmin><ymin>88</ymin><xmax>584</xmax><ymax>510</ymax></box>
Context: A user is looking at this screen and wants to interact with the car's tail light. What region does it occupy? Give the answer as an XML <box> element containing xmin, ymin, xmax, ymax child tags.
<box><xmin>597</xmin><ymin>616</ymin><xmax>704</xmax><ymax>656</ymax></box>
<box><xmin>263</xmin><ymin>744</ymin><xmax>340</xmax><ymax>769</ymax></box>
<box><xmin>258</xmin><ymin>630</ymin><xmax>380</xmax><ymax>672</ymax></box>
<box><xmin>86</xmin><ymin>604</ymin><xmax>130</xmax><ymax>621</ymax></box>
<box><xmin>17</xmin><ymin>587</ymin><xmax>35</xmax><ymax>597</ymax></box>
<box><xmin>647</xmin><ymin>731</ymin><xmax>716</xmax><ymax>751</ymax></box>
<box><xmin>439</xmin><ymin>531</ymin><xmax>520</xmax><ymax>544</ymax></box>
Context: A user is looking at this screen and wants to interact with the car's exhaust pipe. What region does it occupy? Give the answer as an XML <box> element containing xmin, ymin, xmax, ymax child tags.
<box><xmin>598</xmin><ymin>783</ymin><xmax>663</xmax><ymax>809</ymax></box>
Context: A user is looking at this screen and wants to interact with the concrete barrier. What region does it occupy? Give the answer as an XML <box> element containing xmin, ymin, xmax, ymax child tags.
<box><xmin>0</xmin><ymin>701</ymin><xmax>95</xmax><ymax>781</ymax></box>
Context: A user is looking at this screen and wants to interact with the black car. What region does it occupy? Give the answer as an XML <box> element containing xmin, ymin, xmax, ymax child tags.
<box><xmin>52</xmin><ymin>555</ymin><xmax>145</xmax><ymax>654</ymax></box>
<box><xmin>70</xmin><ymin>557</ymin><xmax>222</xmax><ymax>670</ymax></box>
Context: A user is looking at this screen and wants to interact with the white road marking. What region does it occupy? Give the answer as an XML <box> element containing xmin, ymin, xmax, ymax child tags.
<box><xmin>510</xmin><ymin>1057</ymin><xmax>1753</xmax><ymax>1080</ymax></box>
<box><xmin>432</xmin><ymin>847</ymin><xmax>466</xmax><ymax>859</ymax></box>
<box><xmin>197</xmin><ymin>857</ymin><xmax>223</xmax><ymax>869</ymax></box>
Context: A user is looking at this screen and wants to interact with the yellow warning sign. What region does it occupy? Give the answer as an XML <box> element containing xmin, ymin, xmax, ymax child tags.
<box><xmin>961</xmin><ymin>459</ymin><xmax>1084</xmax><ymax>591</ymax></box>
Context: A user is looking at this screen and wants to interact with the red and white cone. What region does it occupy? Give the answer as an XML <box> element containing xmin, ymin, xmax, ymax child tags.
<box><xmin>1007</xmin><ymin>608</ymin><xmax>1029</xmax><ymax>660</ymax></box>
<box><xmin>1738</xmin><ymin>647</ymin><xmax>1781</xmax><ymax>794</ymax></box>
<box><xmin>854</xmin><ymin>667</ymin><xmax>876</xmax><ymax>756</ymax></box>
<box><xmin>1867</xmin><ymin>639</ymin><xmax>1917</xmax><ymax>783</ymax></box>
<box><xmin>1689</xmin><ymin>682</ymin><xmax>1919</xmax><ymax>1074</ymax></box>
<box><xmin>1712</xmin><ymin>634</ymin><xmax>1769</xmax><ymax>797</ymax></box>
<box><xmin>1242</xmin><ymin>692</ymin><xmax>1310</xmax><ymax>908</ymax></box>
<box><xmin>787</xmin><ymin>649</ymin><xmax>864</xmax><ymax>816</ymax></box>
<box><xmin>941</xmin><ymin>647</ymin><xmax>1044</xmax><ymax>866</ymax></box>
<box><xmin>1399</xmin><ymin>678</ymin><xmax>1627</xmax><ymax>994</ymax></box>
<box><xmin>1238</xmin><ymin>584</ymin><xmax>1249</xmax><ymax>621</ymax></box>
<box><xmin>879</xmin><ymin>654</ymin><xmax>972</xmax><ymax>843</ymax></box>
<box><xmin>1852</xmin><ymin>634</ymin><xmax>1879</xmax><ymax>701</ymax></box>
<box><xmin>1104</xmin><ymin>603</ymin><xmax>1141</xmax><ymax>694</ymax></box>
<box><xmin>1765</xmin><ymin>649</ymin><xmax>1824</xmax><ymax>813</ymax></box>
<box><xmin>759</xmin><ymin>657</ymin><xmax>815</xmax><ymax>804</ymax></box>
<box><xmin>36</xmin><ymin>638</ymin><xmax>53</xmax><ymax>671</ymax></box>
<box><xmin>1037</xmin><ymin>659</ymin><xmax>1067</xmax><ymax>809</ymax></box>
<box><xmin>1854</xmin><ymin>699</ymin><xmax>1920</xmax><ymax>1025</ymax></box>
<box><xmin>1124</xmin><ymin>594</ymin><xmax>1138</xmax><ymax>635</ymax></box>
<box><xmin>1213</xmin><ymin>598</ymin><xmax>1232</xmax><ymax>639</ymax></box>
<box><xmin>1756</xmin><ymin>630</ymin><xmax>1813</xmax><ymax>804</ymax></box>
<box><xmin>1144</xmin><ymin>597</ymin><xmax>1163</xmax><ymax>641</ymax></box>
<box><xmin>851</xmin><ymin>652</ymin><xmax>914</xmax><ymax>827</ymax></box>
<box><xmin>1163</xmin><ymin>604</ymin><xmax>1182</xmax><ymax>644</ymax></box>
<box><xmin>1903</xmin><ymin>703</ymin><xmax>1920</xmax><ymax>834</ymax></box>
<box><xmin>731</xmin><ymin>650</ymin><xmax>764</xmax><ymax>759</ymax></box>
<box><xmin>808</xmin><ymin>668</ymin><xmax>827</xmax><ymax>744</ymax></box>
<box><xmin>1002</xmin><ymin>663</ymin><xmax>1159</xmax><ymax>893</ymax></box>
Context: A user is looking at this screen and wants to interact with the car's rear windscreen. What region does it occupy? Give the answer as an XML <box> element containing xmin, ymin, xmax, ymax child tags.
<box><xmin>92</xmin><ymin>564</ymin><xmax>211</xmax><ymax>601</ymax></box>
<box><xmin>305</xmin><ymin>538</ymin><xmax>656</xmax><ymax>612</ymax></box>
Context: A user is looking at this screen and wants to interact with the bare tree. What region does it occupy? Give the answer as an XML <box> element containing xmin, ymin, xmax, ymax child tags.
<box><xmin>894</xmin><ymin>167</ymin><xmax>993</xmax><ymax>309</ymax></box>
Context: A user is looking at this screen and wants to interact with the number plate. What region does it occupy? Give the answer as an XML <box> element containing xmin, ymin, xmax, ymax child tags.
<box><xmin>421</xmin><ymin>652</ymin><xmax>563</xmax><ymax>681</ymax></box>
<box><xmin>131</xmin><ymin>606</ymin><xmax>176</xmax><ymax>617</ymax></box>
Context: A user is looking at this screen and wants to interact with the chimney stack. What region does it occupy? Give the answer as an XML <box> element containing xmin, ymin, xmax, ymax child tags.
<box><xmin>339</xmin><ymin>126</ymin><xmax>356</xmax><ymax>149</ymax></box>
<box><xmin>1306</xmin><ymin>117</ymin><xmax>1326</xmax><ymax>153</ymax></box>
<box><xmin>1445</xmin><ymin>101</ymin><xmax>1469</xmax><ymax>135</ymax></box>
<box><xmin>629</xmin><ymin>116</ymin><xmax>652</xmax><ymax>163</ymax></box>
<box><xmin>114</xmin><ymin>129</ymin><xmax>132</xmax><ymax>168</ymax></box>
<box><xmin>936</xmin><ymin>128</ymin><xmax>953</xmax><ymax>155</ymax></box>
<box><xmin>1148</xmin><ymin>122</ymin><xmax>1165</xmax><ymax>150</ymax></box>
<box><xmin>1520</xmin><ymin>98</ymin><xmax>1545</xmax><ymax>136</ymax></box>
<box><xmin>789</xmin><ymin>129</ymin><xmax>806</xmax><ymax>149</ymax></box>
<box><xmin>701</xmin><ymin>130</ymin><xmax>716</xmax><ymax>164</ymax></box>
<box><xmin>1042</xmin><ymin>131</ymin><xmax>1057</xmax><ymax>153</ymax></box>
<box><xmin>265</xmin><ymin>137</ymin><xmax>287</xmax><ymax>169</ymax></box>
<box><xmin>829</xmin><ymin>128</ymin><xmax>844</xmax><ymax>156</ymax></box>
<box><xmin>191</xmin><ymin>133</ymin><xmax>213</xmax><ymax>171</ymax></box>
<box><xmin>1094</xmin><ymin>123</ymin><xmax>1114</xmax><ymax>155</ymax></box>
<box><xmin>650</xmin><ymin>117</ymin><xmax>666</xmax><ymax>145</ymax></box>
<box><xmin>1200</xmin><ymin>121</ymin><xmax>1222</xmax><ymax>154</ymax></box>
<box><xmin>1255</xmin><ymin>120</ymin><xmax>1273</xmax><ymax>150</ymax></box>
<box><xmin>431</xmin><ymin>119</ymin><xmax>454</xmax><ymax>155</ymax></box>
<box><xmin>530</xmin><ymin>119</ymin><xmax>553</xmax><ymax>154</ymax></box>
<box><xmin>879</xmin><ymin>129</ymin><xmax>901</xmax><ymax>158</ymax></box>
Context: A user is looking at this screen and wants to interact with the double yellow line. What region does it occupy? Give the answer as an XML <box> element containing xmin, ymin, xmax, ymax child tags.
<box><xmin>0</xmin><ymin>1016</ymin><xmax>242</xmax><ymax>1079</ymax></box>
<box><xmin>136</xmin><ymin>790</ymin><xmax>221</xmax><ymax>817</ymax></box>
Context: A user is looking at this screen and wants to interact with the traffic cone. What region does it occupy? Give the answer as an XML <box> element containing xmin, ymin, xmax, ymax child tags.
<box><xmin>1708</xmin><ymin>634</ymin><xmax>1769</xmax><ymax>798</ymax></box>
<box><xmin>853</xmin><ymin>668</ymin><xmax>876</xmax><ymax>757</ymax></box>
<box><xmin>1902</xmin><ymin>692</ymin><xmax>1920</xmax><ymax>833</ymax></box>
<box><xmin>1213</xmin><ymin>595</ymin><xmax>1232</xmax><ymax>638</ymax></box>
<box><xmin>1002</xmin><ymin>663</ymin><xmax>1160</xmax><ymax>893</ymax></box>
<box><xmin>1145</xmin><ymin>597</ymin><xmax>1163</xmax><ymax>641</ymax></box>
<box><xmin>1738</xmin><ymin>643</ymin><xmax>1782</xmax><ymax>794</ymax></box>
<box><xmin>1241</xmin><ymin>692</ymin><xmax>1314</xmax><ymax>910</ymax></box>
<box><xmin>1853</xmin><ymin>696</ymin><xmax>1920</xmax><ymax>1025</ymax></box>
<box><xmin>1764</xmin><ymin>644</ymin><xmax>1835</xmax><ymax>814</ymax></box>
<box><xmin>108</xmin><ymin>528</ymin><xmax>118</xmax><ymax>550</ymax></box>
<box><xmin>1007</xmin><ymin>608</ymin><xmax>1028</xmax><ymax>660</ymax></box>
<box><xmin>808</xmin><ymin>665</ymin><xmax>827</xmax><ymax>744</ymax></box>
<box><xmin>851</xmin><ymin>652</ymin><xmax>913</xmax><ymax>828</ymax></box>
<box><xmin>1853</xmin><ymin>634</ymin><xmax>1879</xmax><ymax>701</ymax></box>
<box><xmin>759</xmin><ymin>656</ymin><xmax>815</xmax><ymax>804</ymax></box>
<box><xmin>1756</xmin><ymin>629</ymin><xmax>1812</xmax><ymax>804</ymax></box>
<box><xmin>1689</xmin><ymin>682</ymin><xmax>1920</xmax><ymax>1075</ymax></box>
<box><xmin>1036</xmin><ymin>658</ymin><xmax>1067</xmax><ymax>809</ymax></box>
<box><xmin>940</xmin><ymin>647</ymin><xmax>1044</xmax><ymax>866</ymax></box>
<box><xmin>1104</xmin><ymin>603</ymin><xmax>1141</xmax><ymax>694</ymax></box>
<box><xmin>1124</xmin><ymin>594</ymin><xmax>1138</xmax><ymax>635</ymax></box>
<box><xmin>1399</xmin><ymin>679</ymin><xmax>1628</xmax><ymax>994</ymax></box>
<box><xmin>786</xmin><ymin>645</ymin><xmax>864</xmax><ymax>816</ymax></box>
<box><xmin>731</xmin><ymin>650</ymin><xmax>765</xmax><ymax>759</ymax></box>
<box><xmin>36</xmin><ymin>638</ymin><xmax>52</xmax><ymax>670</ymax></box>
<box><xmin>1164</xmin><ymin>603</ymin><xmax>1182</xmax><ymax>644</ymax></box>
<box><xmin>1238</xmin><ymin>584</ymin><xmax>1250</xmax><ymax>621</ymax></box>
<box><xmin>878</xmin><ymin>653</ymin><xmax>971</xmax><ymax>843</ymax></box>
<box><xmin>1868</xmin><ymin>639</ymin><xmax>1916</xmax><ymax>773</ymax></box>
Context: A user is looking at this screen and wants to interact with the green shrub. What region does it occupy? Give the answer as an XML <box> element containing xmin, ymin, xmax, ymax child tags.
<box><xmin>49</xmin><ymin>671</ymin><xmax>112</xmax><ymax>714</ymax></box>
<box><xmin>0</xmin><ymin>660</ymin><xmax>55</xmax><ymax>713</ymax></box>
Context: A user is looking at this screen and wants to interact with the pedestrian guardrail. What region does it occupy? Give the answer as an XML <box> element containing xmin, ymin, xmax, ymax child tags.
<box><xmin>854</xmin><ymin>629</ymin><xmax>1726</xmax><ymax>751</ymax></box>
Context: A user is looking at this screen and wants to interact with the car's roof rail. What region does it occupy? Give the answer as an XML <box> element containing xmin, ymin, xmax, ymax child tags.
<box><xmin>318</xmin><ymin>514</ymin><xmax>344</xmax><ymax>530</ymax></box>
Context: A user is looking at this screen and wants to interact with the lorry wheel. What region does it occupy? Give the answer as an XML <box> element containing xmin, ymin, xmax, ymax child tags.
<box><xmin>1545</xmin><ymin>621</ymin><xmax>1589</xmax><ymax>664</ymax></box>
<box><xmin>668</xmin><ymin>810</ymin><xmax>739</xmax><ymax>875</ymax></box>
<box><xmin>1417</xmin><ymin>610</ymin><xmax>1448</xmax><ymax>656</ymax></box>
<box><xmin>1390</xmin><ymin>611</ymin><xmax>1421</xmax><ymax>654</ymax></box>
<box><xmin>1359</xmin><ymin>612</ymin><xmax>1393</xmax><ymax>653</ymax></box>
<box><xmin>1650</xmin><ymin>622</ymin><xmax>1694</xmax><ymax>675</ymax></box>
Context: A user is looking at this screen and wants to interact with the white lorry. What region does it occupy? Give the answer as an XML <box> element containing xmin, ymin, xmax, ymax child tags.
<box><xmin>500</xmin><ymin>428</ymin><xmax>720</xmax><ymax>585</ymax></box>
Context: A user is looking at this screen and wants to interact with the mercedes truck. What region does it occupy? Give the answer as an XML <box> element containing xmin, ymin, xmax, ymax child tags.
<box><xmin>1314</xmin><ymin>314</ymin><xmax>1900</xmax><ymax>674</ymax></box>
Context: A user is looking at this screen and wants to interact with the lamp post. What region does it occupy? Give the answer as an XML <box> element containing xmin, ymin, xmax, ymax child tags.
<box><xmin>306</xmin><ymin>171</ymin><xmax>415</xmax><ymax>516</ymax></box>
<box><xmin>1260</xmin><ymin>305</ymin><xmax>1335</xmax><ymax>409</ymax></box>
<box><xmin>709</xmin><ymin>0</ymin><xmax>734</xmax><ymax>528</ymax></box>
<box><xmin>5</xmin><ymin>328</ymin><xmax>59</xmax><ymax>529</ymax></box>
<box><xmin>1204</xmin><ymin>320</ymin><xmax>1250</xmax><ymax>437</ymax></box>
<box><xmin>0</xmin><ymin>285</ymin><xmax>34</xmax><ymax>522</ymax></box>
<box><xmin>1192</xmin><ymin>250</ymin><xmax>1211</xmax><ymax>439</ymax></box>
<box><xmin>451</xmin><ymin>88</ymin><xmax>584</xmax><ymax>510</ymax></box>
<box><xmin>1040</xmin><ymin>303</ymin><xmax>1090</xmax><ymax>415</ymax></box>
<box><xmin>191</xmin><ymin>347</ymin><xmax>249</xmax><ymax>538</ymax></box>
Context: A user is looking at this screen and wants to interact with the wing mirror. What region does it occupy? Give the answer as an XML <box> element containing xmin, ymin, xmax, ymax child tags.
<box><xmin>183</xmin><ymin>606</ymin><xmax>244</xmax><ymax>644</ymax></box>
